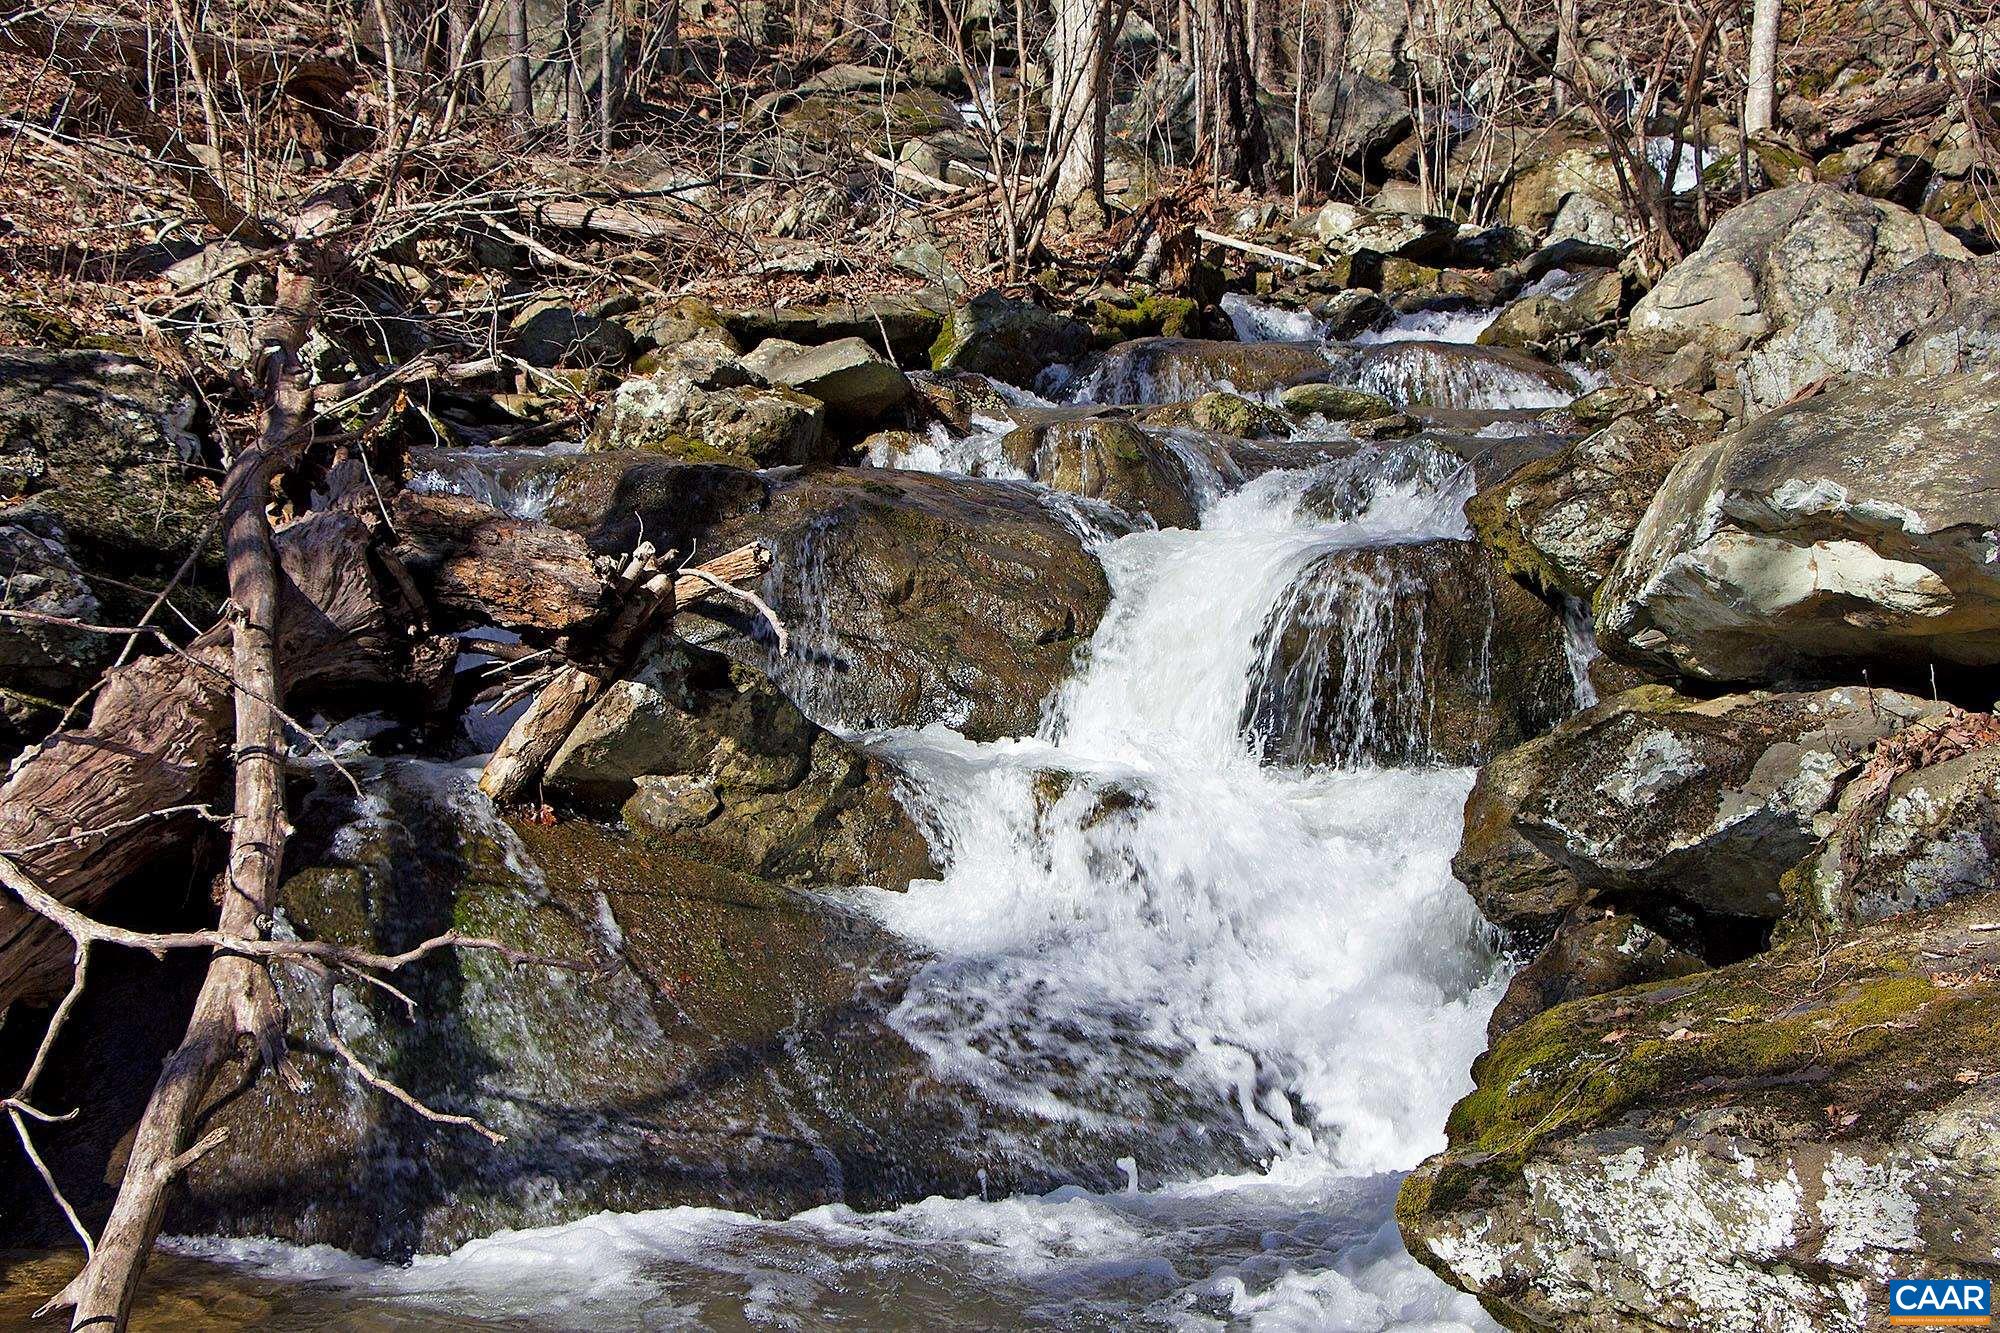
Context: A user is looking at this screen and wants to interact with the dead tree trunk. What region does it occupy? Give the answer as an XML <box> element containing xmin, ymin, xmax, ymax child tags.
<box><xmin>1197</xmin><ymin>0</ymin><xmax>1272</xmax><ymax>189</ymax></box>
<box><xmin>1745</xmin><ymin>0</ymin><xmax>1781</xmax><ymax>135</ymax></box>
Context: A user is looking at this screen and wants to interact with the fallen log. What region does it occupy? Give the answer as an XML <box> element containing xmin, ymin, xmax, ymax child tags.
<box><xmin>478</xmin><ymin>542</ymin><xmax>774</xmax><ymax>804</ymax></box>
<box><xmin>390</xmin><ymin>491</ymin><xmax>606</xmax><ymax>635</ymax></box>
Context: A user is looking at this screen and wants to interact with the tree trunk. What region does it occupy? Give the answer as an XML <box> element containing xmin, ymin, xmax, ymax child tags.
<box><xmin>507</xmin><ymin>0</ymin><xmax>533</xmax><ymax>128</ymax></box>
<box><xmin>1047</xmin><ymin>0</ymin><xmax>1115</xmax><ymax>221</ymax></box>
<box><xmin>1745</xmin><ymin>0</ymin><xmax>1780</xmax><ymax>135</ymax></box>
<box><xmin>1555</xmin><ymin>0</ymin><xmax>1579</xmax><ymax>111</ymax></box>
<box><xmin>1200</xmin><ymin>0</ymin><xmax>1271</xmax><ymax>188</ymax></box>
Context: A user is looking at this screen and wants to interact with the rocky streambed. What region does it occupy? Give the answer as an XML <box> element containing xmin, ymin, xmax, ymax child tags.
<box><xmin>4</xmin><ymin>184</ymin><xmax>1999</xmax><ymax>1332</ymax></box>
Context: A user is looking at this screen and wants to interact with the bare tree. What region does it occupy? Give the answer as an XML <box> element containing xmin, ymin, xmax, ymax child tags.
<box><xmin>1048</xmin><ymin>0</ymin><xmax>1119</xmax><ymax>224</ymax></box>
<box><xmin>1745</xmin><ymin>0</ymin><xmax>1780</xmax><ymax>133</ymax></box>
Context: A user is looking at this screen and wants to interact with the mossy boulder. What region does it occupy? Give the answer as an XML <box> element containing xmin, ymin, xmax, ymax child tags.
<box><xmin>1400</xmin><ymin>890</ymin><xmax>2000</xmax><ymax>1332</ymax></box>
<box><xmin>1279</xmin><ymin>382</ymin><xmax>1398</xmax><ymax>421</ymax></box>
<box><xmin>1466</xmin><ymin>403</ymin><xmax>1715</xmax><ymax>602</ymax></box>
<box><xmin>1089</xmin><ymin>292</ymin><xmax>1201</xmax><ymax>342</ymax></box>
<box><xmin>1001</xmin><ymin>417</ymin><xmax>1203</xmax><ymax>528</ymax></box>
<box><xmin>1484</xmin><ymin>904</ymin><xmax>1706</xmax><ymax>1041</ymax></box>
<box><xmin>928</xmin><ymin>290</ymin><xmax>1092</xmax><ymax>387</ymax></box>
<box><xmin>1138</xmin><ymin>391</ymin><xmax>1289</xmax><ymax>440</ymax></box>
<box><xmin>590</xmin><ymin>366</ymin><xmax>828</xmax><ymax>468</ymax></box>
<box><xmin>1241</xmin><ymin>537</ymin><xmax>1579</xmax><ymax>768</ymax></box>
<box><xmin>741</xmin><ymin>335</ymin><xmax>911</xmax><ymax>424</ymax></box>
<box><xmin>543</xmin><ymin>640</ymin><xmax>938</xmax><ymax>890</ymax></box>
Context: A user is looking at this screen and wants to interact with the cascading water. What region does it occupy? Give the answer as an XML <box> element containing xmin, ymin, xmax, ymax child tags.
<box><xmin>173</xmin><ymin>324</ymin><xmax>1572</xmax><ymax>1333</ymax></box>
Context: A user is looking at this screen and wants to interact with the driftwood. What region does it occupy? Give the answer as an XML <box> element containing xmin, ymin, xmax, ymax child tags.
<box><xmin>390</xmin><ymin>491</ymin><xmax>606</xmax><ymax>635</ymax></box>
<box><xmin>479</xmin><ymin>542</ymin><xmax>774</xmax><ymax>804</ymax></box>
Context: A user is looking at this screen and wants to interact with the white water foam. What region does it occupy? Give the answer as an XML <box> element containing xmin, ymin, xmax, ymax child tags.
<box><xmin>1222</xmin><ymin>292</ymin><xmax>1326</xmax><ymax>343</ymax></box>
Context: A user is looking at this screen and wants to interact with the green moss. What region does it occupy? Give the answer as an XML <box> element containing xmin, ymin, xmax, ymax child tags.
<box><xmin>1089</xmin><ymin>293</ymin><xmax>1199</xmax><ymax>344</ymax></box>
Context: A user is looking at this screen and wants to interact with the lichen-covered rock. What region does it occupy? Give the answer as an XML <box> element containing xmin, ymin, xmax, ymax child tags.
<box><xmin>1484</xmin><ymin>905</ymin><xmax>1706</xmax><ymax>1040</ymax></box>
<box><xmin>741</xmin><ymin>335</ymin><xmax>911</xmax><ymax>423</ymax></box>
<box><xmin>1740</xmin><ymin>252</ymin><xmax>2000</xmax><ymax>418</ymax></box>
<box><xmin>1400</xmin><ymin>890</ymin><xmax>2000</xmax><ymax>1333</ymax></box>
<box><xmin>1476</xmin><ymin>268</ymin><xmax>1623</xmax><ymax>351</ymax></box>
<box><xmin>1451</xmin><ymin>725</ymin><xmax>1591</xmax><ymax>942</ymax></box>
<box><xmin>928</xmin><ymin>290</ymin><xmax>1092</xmax><ymax>387</ymax></box>
<box><xmin>543</xmin><ymin>640</ymin><xmax>937</xmax><ymax>891</ymax></box>
<box><xmin>0</xmin><ymin>519</ymin><xmax>109</xmax><ymax>741</ymax></box>
<box><xmin>1510</xmin><ymin>685</ymin><xmax>1950</xmax><ymax>924</ymax></box>
<box><xmin>1788</xmin><ymin>718</ymin><xmax>2000</xmax><ymax>929</ymax></box>
<box><xmin>1003</xmin><ymin>418</ymin><xmax>1202</xmax><ymax>528</ymax></box>
<box><xmin>1467</xmin><ymin>404</ymin><xmax>1715</xmax><ymax>601</ymax></box>
<box><xmin>589</xmin><ymin>364</ymin><xmax>828</xmax><ymax>467</ymax></box>
<box><xmin>686</xmin><ymin>468</ymin><xmax>1111</xmax><ymax>741</ymax></box>
<box><xmin>1627</xmin><ymin>184</ymin><xmax>1968</xmax><ymax>356</ymax></box>
<box><xmin>0</xmin><ymin>349</ymin><xmax>213</xmax><ymax>585</ymax></box>
<box><xmin>1242</xmin><ymin>538</ymin><xmax>1579</xmax><ymax>768</ymax></box>
<box><xmin>1597</xmin><ymin>370</ymin><xmax>2000</xmax><ymax>686</ymax></box>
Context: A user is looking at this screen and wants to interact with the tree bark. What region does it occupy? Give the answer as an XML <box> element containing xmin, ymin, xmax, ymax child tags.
<box><xmin>1047</xmin><ymin>0</ymin><xmax>1116</xmax><ymax>221</ymax></box>
<box><xmin>1745</xmin><ymin>0</ymin><xmax>1781</xmax><ymax>135</ymax></box>
<box><xmin>1199</xmin><ymin>0</ymin><xmax>1271</xmax><ymax>188</ymax></box>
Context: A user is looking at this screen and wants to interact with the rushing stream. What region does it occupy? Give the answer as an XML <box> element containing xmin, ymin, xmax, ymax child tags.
<box><xmin>9</xmin><ymin>308</ymin><xmax>1585</xmax><ymax>1330</ymax></box>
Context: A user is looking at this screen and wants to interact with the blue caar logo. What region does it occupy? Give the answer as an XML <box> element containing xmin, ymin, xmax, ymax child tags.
<box><xmin>1889</xmin><ymin>1279</ymin><xmax>1992</xmax><ymax>1326</ymax></box>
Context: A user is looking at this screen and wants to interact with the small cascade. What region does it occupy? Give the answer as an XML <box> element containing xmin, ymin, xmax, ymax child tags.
<box><xmin>865</xmin><ymin>417</ymin><xmax>1027</xmax><ymax>477</ymax></box>
<box><xmin>404</xmin><ymin>446</ymin><xmax>570</xmax><ymax>520</ymax></box>
<box><xmin>1346</xmin><ymin>340</ymin><xmax>1579</xmax><ymax>411</ymax></box>
<box><xmin>1221</xmin><ymin>292</ymin><xmax>1326</xmax><ymax>342</ymax></box>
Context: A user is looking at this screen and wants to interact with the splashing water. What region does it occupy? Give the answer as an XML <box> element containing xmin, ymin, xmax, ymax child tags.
<box><xmin>1222</xmin><ymin>292</ymin><xmax>1326</xmax><ymax>343</ymax></box>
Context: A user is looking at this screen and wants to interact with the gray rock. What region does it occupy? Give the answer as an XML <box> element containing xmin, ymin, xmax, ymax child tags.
<box><xmin>1280</xmin><ymin>383</ymin><xmax>1398</xmax><ymax>421</ymax></box>
<box><xmin>1400</xmin><ymin>891</ymin><xmax>2000</xmax><ymax>1333</ymax></box>
<box><xmin>742</xmin><ymin>335</ymin><xmax>911</xmax><ymax>422</ymax></box>
<box><xmin>1484</xmin><ymin>904</ymin><xmax>1706</xmax><ymax>1040</ymax></box>
<box><xmin>1476</xmin><ymin>268</ymin><xmax>1623</xmax><ymax>351</ymax></box>
<box><xmin>0</xmin><ymin>520</ymin><xmax>108</xmax><ymax>741</ymax></box>
<box><xmin>1741</xmin><ymin>252</ymin><xmax>2000</xmax><ymax>418</ymax></box>
<box><xmin>1081</xmin><ymin>337</ymin><xmax>1337</xmax><ymax>402</ymax></box>
<box><xmin>1597</xmin><ymin>370</ymin><xmax>2000</xmax><ymax>685</ymax></box>
<box><xmin>1511</xmin><ymin>684</ymin><xmax>1949</xmax><ymax>922</ymax></box>
<box><xmin>1627</xmin><ymin>184</ymin><xmax>1968</xmax><ymax>356</ymax></box>
<box><xmin>1242</xmin><ymin>538</ymin><xmax>1579</xmax><ymax>768</ymax></box>
<box><xmin>1004</xmin><ymin>418</ymin><xmax>1202</xmax><ymax>528</ymax></box>
<box><xmin>589</xmin><ymin>366</ymin><xmax>828</xmax><ymax>467</ymax></box>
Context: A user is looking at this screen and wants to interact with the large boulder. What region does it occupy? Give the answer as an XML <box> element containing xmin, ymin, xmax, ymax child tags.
<box><xmin>1002</xmin><ymin>418</ymin><xmax>1202</xmax><ymax>528</ymax></box>
<box><xmin>929</xmin><ymin>291</ymin><xmax>1092</xmax><ymax>387</ymax></box>
<box><xmin>1400</xmin><ymin>890</ymin><xmax>2000</xmax><ymax>1333</ymax></box>
<box><xmin>1302</xmin><ymin>71</ymin><xmax>1412</xmax><ymax>174</ymax></box>
<box><xmin>741</xmin><ymin>335</ymin><xmax>912</xmax><ymax>423</ymax></box>
<box><xmin>1079</xmin><ymin>337</ymin><xmax>1338</xmax><ymax>403</ymax></box>
<box><xmin>685</xmin><ymin>469</ymin><xmax>1111</xmax><ymax>741</ymax></box>
<box><xmin>543</xmin><ymin>640</ymin><xmax>937</xmax><ymax>891</ymax></box>
<box><xmin>0</xmin><ymin>350</ymin><xmax>213</xmax><ymax>586</ymax></box>
<box><xmin>1476</xmin><ymin>268</ymin><xmax>1623</xmax><ymax>352</ymax></box>
<box><xmin>507</xmin><ymin>298</ymin><xmax>635</xmax><ymax>369</ymax></box>
<box><xmin>1467</xmin><ymin>403</ymin><xmax>1715</xmax><ymax>601</ymax></box>
<box><xmin>719</xmin><ymin>292</ymin><xmax>948</xmax><ymax>365</ymax></box>
<box><xmin>1626</xmin><ymin>184</ymin><xmax>1968</xmax><ymax>357</ymax></box>
<box><xmin>1242</xmin><ymin>538</ymin><xmax>1579</xmax><ymax>768</ymax></box>
<box><xmin>1740</xmin><ymin>252</ymin><xmax>2000</xmax><ymax>418</ymax></box>
<box><xmin>1503</xmin><ymin>685</ymin><xmax>1951</xmax><ymax>927</ymax></box>
<box><xmin>1597</xmin><ymin>370</ymin><xmax>2000</xmax><ymax>687</ymax></box>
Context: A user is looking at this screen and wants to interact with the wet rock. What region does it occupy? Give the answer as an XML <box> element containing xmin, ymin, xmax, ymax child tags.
<box><xmin>998</xmin><ymin>418</ymin><xmax>1200</xmax><ymax>529</ymax></box>
<box><xmin>928</xmin><ymin>290</ymin><xmax>1092</xmax><ymax>387</ymax></box>
<box><xmin>1310</xmin><ymin>289</ymin><xmax>1393</xmax><ymax>339</ymax></box>
<box><xmin>1509</xmin><ymin>684</ymin><xmax>1951</xmax><ymax>925</ymax></box>
<box><xmin>544</xmin><ymin>641</ymin><xmax>936</xmax><ymax>891</ymax></box>
<box><xmin>129</xmin><ymin>759</ymin><xmax>1216</xmax><ymax>1258</ymax></box>
<box><xmin>0</xmin><ymin>349</ymin><xmax>214</xmax><ymax>587</ymax></box>
<box><xmin>0</xmin><ymin>520</ymin><xmax>109</xmax><ymax>743</ymax></box>
<box><xmin>1467</xmin><ymin>403</ymin><xmax>1716</xmax><ymax>601</ymax></box>
<box><xmin>688</xmin><ymin>469</ymin><xmax>1110</xmax><ymax>741</ymax></box>
<box><xmin>1451</xmin><ymin>726</ymin><xmax>1591</xmax><ymax>940</ymax></box>
<box><xmin>1400</xmin><ymin>890</ymin><xmax>2000</xmax><ymax>1333</ymax></box>
<box><xmin>1789</xmin><ymin>717</ymin><xmax>2000</xmax><ymax>930</ymax></box>
<box><xmin>1627</xmin><ymin>184</ymin><xmax>1968</xmax><ymax>357</ymax></box>
<box><xmin>1080</xmin><ymin>337</ymin><xmax>1336</xmax><ymax>402</ymax></box>
<box><xmin>1279</xmin><ymin>383</ymin><xmax>1398</xmax><ymax>421</ymax></box>
<box><xmin>1597</xmin><ymin>370</ymin><xmax>2000</xmax><ymax>687</ymax></box>
<box><xmin>1137</xmin><ymin>392</ymin><xmax>1288</xmax><ymax>439</ymax></box>
<box><xmin>531</xmin><ymin>453</ymin><xmax>772</xmax><ymax>555</ymax></box>
<box><xmin>1243</xmin><ymin>538</ymin><xmax>1577</xmax><ymax>768</ymax></box>
<box><xmin>1484</xmin><ymin>905</ymin><xmax>1706</xmax><ymax>1040</ymax></box>
<box><xmin>589</xmin><ymin>364</ymin><xmax>828</xmax><ymax>467</ymax></box>
<box><xmin>508</xmin><ymin>299</ymin><xmax>635</xmax><ymax>369</ymax></box>
<box><xmin>1740</xmin><ymin>252</ymin><xmax>2000</xmax><ymax>418</ymax></box>
<box><xmin>741</xmin><ymin>336</ymin><xmax>911</xmax><ymax>423</ymax></box>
